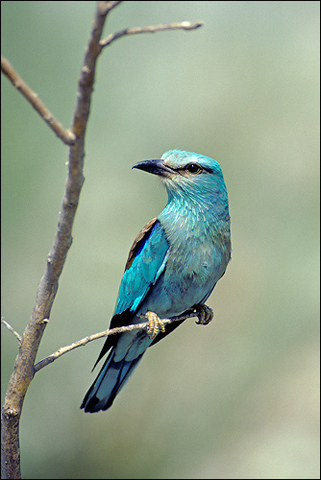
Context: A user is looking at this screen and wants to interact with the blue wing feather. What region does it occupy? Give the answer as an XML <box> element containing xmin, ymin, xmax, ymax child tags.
<box><xmin>114</xmin><ymin>219</ymin><xmax>170</xmax><ymax>315</ymax></box>
<box><xmin>81</xmin><ymin>219</ymin><xmax>171</xmax><ymax>412</ymax></box>
<box><xmin>91</xmin><ymin>218</ymin><xmax>170</xmax><ymax>369</ymax></box>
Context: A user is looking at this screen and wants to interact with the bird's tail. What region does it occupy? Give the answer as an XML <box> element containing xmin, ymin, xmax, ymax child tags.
<box><xmin>80</xmin><ymin>348</ymin><xmax>144</xmax><ymax>413</ymax></box>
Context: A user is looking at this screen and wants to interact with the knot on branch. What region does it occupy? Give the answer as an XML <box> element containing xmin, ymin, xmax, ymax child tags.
<box><xmin>2</xmin><ymin>406</ymin><xmax>20</xmax><ymax>420</ymax></box>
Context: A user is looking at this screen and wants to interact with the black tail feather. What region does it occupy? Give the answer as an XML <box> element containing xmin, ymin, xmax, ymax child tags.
<box><xmin>81</xmin><ymin>349</ymin><xmax>144</xmax><ymax>413</ymax></box>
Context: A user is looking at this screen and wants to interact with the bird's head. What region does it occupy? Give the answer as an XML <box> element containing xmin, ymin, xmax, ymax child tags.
<box><xmin>133</xmin><ymin>149</ymin><xmax>228</xmax><ymax>207</ymax></box>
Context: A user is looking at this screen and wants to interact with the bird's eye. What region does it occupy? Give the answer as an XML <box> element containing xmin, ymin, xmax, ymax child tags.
<box><xmin>185</xmin><ymin>163</ymin><xmax>202</xmax><ymax>174</ymax></box>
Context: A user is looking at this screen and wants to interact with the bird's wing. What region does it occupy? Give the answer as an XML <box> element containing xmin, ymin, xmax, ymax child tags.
<box><xmin>124</xmin><ymin>217</ymin><xmax>159</xmax><ymax>271</ymax></box>
<box><xmin>93</xmin><ymin>218</ymin><xmax>170</xmax><ymax>367</ymax></box>
<box><xmin>114</xmin><ymin>217</ymin><xmax>170</xmax><ymax>315</ymax></box>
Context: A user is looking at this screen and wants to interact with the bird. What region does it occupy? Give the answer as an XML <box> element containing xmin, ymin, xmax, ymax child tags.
<box><xmin>81</xmin><ymin>149</ymin><xmax>231</xmax><ymax>413</ymax></box>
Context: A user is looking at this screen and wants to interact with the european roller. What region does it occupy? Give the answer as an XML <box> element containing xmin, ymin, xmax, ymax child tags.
<box><xmin>81</xmin><ymin>149</ymin><xmax>231</xmax><ymax>413</ymax></box>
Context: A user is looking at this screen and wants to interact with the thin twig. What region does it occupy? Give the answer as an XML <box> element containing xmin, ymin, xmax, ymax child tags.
<box><xmin>34</xmin><ymin>310</ymin><xmax>198</xmax><ymax>373</ymax></box>
<box><xmin>100</xmin><ymin>21</ymin><xmax>204</xmax><ymax>48</ymax></box>
<box><xmin>1</xmin><ymin>56</ymin><xmax>76</xmax><ymax>146</ymax></box>
<box><xmin>1</xmin><ymin>318</ymin><xmax>22</xmax><ymax>344</ymax></box>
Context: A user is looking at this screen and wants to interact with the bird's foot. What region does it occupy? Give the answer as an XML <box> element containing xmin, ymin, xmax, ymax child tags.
<box><xmin>194</xmin><ymin>304</ymin><xmax>213</xmax><ymax>325</ymax></box>
<box><xmin>145</xmin><ymin>311</ymin><xmax>166</xmax><ymax>340</ymax></box>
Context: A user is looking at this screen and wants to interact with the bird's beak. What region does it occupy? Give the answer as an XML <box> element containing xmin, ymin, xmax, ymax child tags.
<box><xmin>132</xmin><ymin>159</ymin><xmax>175</xmax><ymax>177</ymax></box>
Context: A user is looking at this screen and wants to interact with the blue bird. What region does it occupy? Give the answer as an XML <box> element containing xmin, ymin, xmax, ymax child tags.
<box><xmin>81</xmin><ymin>149</ymin><xmax>231</xmax><ymax>413</ymax></box>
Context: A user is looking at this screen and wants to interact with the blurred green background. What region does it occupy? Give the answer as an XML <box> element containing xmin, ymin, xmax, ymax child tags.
<box><xmin>1</xmin><ymin>1</ymin><xmax>320</xmax><ymax>479</ymax></box>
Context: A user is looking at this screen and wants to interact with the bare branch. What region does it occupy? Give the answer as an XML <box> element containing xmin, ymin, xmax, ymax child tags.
<box><xmin>34</xmin><ymin>310</ymin><xmax>198</xmax><ymax>373</ymax></box>
<box><xmin>100</xmin><ymin>21</ymin><xmax>204</xmax><ymax>48</ymax></box>
<box><xmin>1</xmin><ymin>4</ymin><xmax>116</xmax><ymax>478</ymax></box>
<box><xmin>98</xmin><ymin>1</ymin><xmax>123</xmax><ymax>15</ymax></box>
<box><xmin>1</xmin><ymin>56</ymin><xmax>76</xmax><ymax>146</ymax></box>
<box><xmin>1</xmin><ymin>318</ymin><xmax>22</xmax><ymax>344</ymax></box>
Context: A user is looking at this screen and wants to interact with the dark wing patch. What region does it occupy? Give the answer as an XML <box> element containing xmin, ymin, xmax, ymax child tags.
<box><xmin>92</xmin><ymin>310</ymin><xmax>134</xmax><ymax>370</ymax></box>
<box><xmin>124</xmin><ymin>217</ymin><xmax>158</xmax><ymax>271</ymax></box>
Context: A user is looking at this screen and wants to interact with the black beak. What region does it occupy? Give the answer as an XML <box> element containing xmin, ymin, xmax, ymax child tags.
<box><xmin>132</xmin><ymin>159</ymin><xmax>174</xmax><ymax>177</ymax></box>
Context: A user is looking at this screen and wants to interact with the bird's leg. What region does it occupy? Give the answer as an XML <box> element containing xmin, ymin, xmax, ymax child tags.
<box><xmin>194</xmin><ymin>304</ymin><xmax>213</xmax><ymax>325</ymax></box>
<box><xmin>145</xmin><ymin>311</ymin><xmax>166</xmax><ymax>340</ymax></box>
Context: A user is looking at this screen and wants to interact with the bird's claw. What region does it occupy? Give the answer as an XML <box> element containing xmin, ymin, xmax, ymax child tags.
<box><xmin>194</xmin><ymin>304</ymin><xmax>213</xmax><ymax>325</ymax></box>
<box><xmin>145</xmin><ymin>311</ymin><xmax>166</xmax><ymax>340</ymax></box>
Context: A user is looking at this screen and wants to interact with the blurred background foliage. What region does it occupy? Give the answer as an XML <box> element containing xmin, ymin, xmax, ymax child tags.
<box><xmin>1</xmin><ymin>1</ymin><xmax>319</xmax><ymax>479</ymax></box>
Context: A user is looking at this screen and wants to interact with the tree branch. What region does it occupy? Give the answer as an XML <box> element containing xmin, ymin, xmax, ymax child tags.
<box><xmin>1</xmin><ymin>318</ymin><xmax>22</xmax><ymax>344</ymax></box>
<box><xmin>1</xmin><ymin>4</ymin><xmax>115</xmax><ymax>478</ymax></box>
<box><xmin>34</xmin><ymin>310</ymin><xmax>198</xmax><ymax>373</ymax></box>
<box><xmin>1</xmin><ymin>56</ymin><xmax>76</xmax><ymax>146</ymax></box>
<box><xmin>100</xmin><ymin>21</ymin><xmax>203</xmax><ymax>48</ymax></box>
<box><xmin>99</xmin><ymin>0</ymin><xmax>123</xmax><ymax>15</ymax></box>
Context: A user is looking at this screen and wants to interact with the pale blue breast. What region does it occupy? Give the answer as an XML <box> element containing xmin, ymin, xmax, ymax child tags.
<box><xmin>139</xmin><ymin>239</ymin><xmax>227</xmax><ymax>318</ymax></box>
